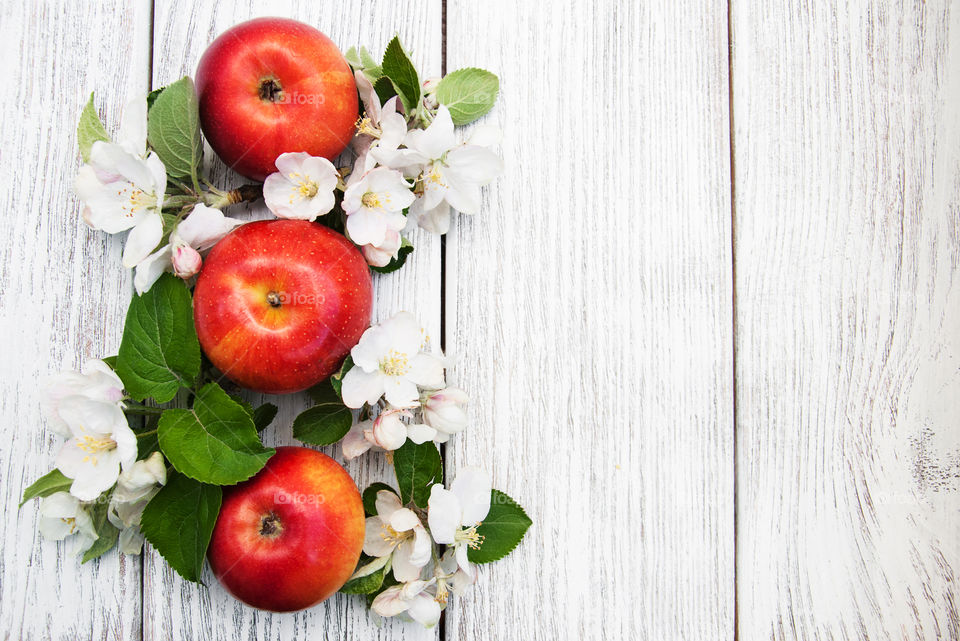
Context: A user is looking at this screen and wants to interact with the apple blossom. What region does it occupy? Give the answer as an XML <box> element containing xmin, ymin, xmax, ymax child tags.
<box><xmin>370</xmin><ymin>579</ymin><xmax>442</xmax><ymax>628</ymax></box>
<box><xmin>422</xmin><ymin>387</ymin><xmax>469</xmax><ymax>440</ymax></box>
<box><xmin>40</xmin><ymin>359</ymin><xmax>125</xmax><ymax>438</ymax></box>
<box><xmin>108</xmin><ymin>451</ymin><xmax>167</xmax><ymax>554</ymax></box>
<box><xmin>263</xmin><ymin>152</ymin><xmax>338</xmax><ymax>220</ymax></box>
<box><xmin>55</xmin><ymin>396</ymin><xmax>137</xmax><ymax>501</ymax></box>
<box><xmin>341</xmin><ymin>311</ymin><xmax>445</xmax><ymax>409</ymax></box>
<box><xmin>427</xmin><ymin>467</ymin><xmax>492</xmax><ymax>583</ymax></box>
<box><xmin>171</xmin><ymin>244</ymin><xmax>202</xmax><ymax>279</ymax></box>
<box><xmin>361</xmin><ymin>229</ymin><xmax>402</xmax><ymax>268</ymax></box>
<box><xmin>379</xmin><ymin>105</ymin><xmax>503</xmax><ymax>234</ymax></box>
<box><xmin>74</xmin><ymin>96</ymin><xmax>167</xmax><ymax>268</ymax></box>
<box><xmin>364</xmin><ymin>490</ymin><xmax>432</xmax><ymax>582</ymax></box>
<box><xmin>38</xmin><ymin>492</ymin><xmax>98</xmax><ymax>554</ymax></box>
<box><xmin>439</xmin><ymin>547</ymin><xmax>477</xmax><ymax>597</ymax></box>
<box><xmin>342</xmin><ymin>167</ymin><xmax>414</xmax><ymax>247</ymax></box>
<box><xmin>132</xmin><ymin>203</ymin><xmax>243</xmax><ymax>293</ymax></box>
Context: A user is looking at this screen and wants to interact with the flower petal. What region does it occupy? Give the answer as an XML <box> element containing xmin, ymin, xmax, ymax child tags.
<box><xmin>122</xmin><ymin>212</ymin><xmax>164</xmax><ymax>268</ymax></box>
<box><xmin>450</xmin><ymin>466</ymin><xmax>492</xmax><ymax>526</ymax></box>
<box><xmin>363</xmin><ymin>516</ymin><xmax>396</xmax><ymax>557</ymax></box>
<box><xmin>341</xmin><ymin>368</ymin><xmax>385</xmax><ymax>409</ymax></box>
<box><xmin>427</xmin><ymin>484</ymin><xmax>461</xmax><ymax>544</ymax></box>
<box><xmin>133</xmin><ymin>244</ymin><xmax>172</xmax><ymax>294</ymax></box>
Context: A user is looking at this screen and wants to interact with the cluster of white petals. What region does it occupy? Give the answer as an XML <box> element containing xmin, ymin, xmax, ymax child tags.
<box><xmin>365</xmin><ymin>468</ymin><xmax>491</xmax><ymax>627</ymax></box>
<box><xmin>73</xmin><ymin>97</ymin><xmax>244</xmax><ymax>293</ymax></box>
<box><xmin>340</xmin><ymin>312</ymin><xmax>469</xmax><ymax>458</ymax></box>
<box><xmin>38</xmin><ymin>361</ymin><xmax>166</xmax><ymax>556</ymax></box>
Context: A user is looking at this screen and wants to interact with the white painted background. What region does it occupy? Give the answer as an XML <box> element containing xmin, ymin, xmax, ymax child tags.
<box><xmin>0</xmin><ymin>0</ymin><xmax>957</xmax><ymax>639</ymax></box>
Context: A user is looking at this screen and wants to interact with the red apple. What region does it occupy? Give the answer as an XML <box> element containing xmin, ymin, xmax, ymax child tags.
<box><xmin>193</xmin><ymin>219</ymin><xmax>372</xmax><ymax>394</ymax></box>
<box><xmin>208</xmin><ymin>447</ymin><xmax>365</xmax><ymax>612</ymax></box>
<box><xmin>195</xmin><ymin>17</ymin><xmax>359</xmax><ymax>181</ymax></box>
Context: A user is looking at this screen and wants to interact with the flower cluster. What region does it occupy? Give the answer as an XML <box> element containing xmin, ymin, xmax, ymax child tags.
<box><xmin>362</xmin><ymin>468</ymin><xmax>490</xmax><ymax>627</ymax></box>
<box><xmin>73</xmin><ymin>96</ymin><xmax>243</xmax><ymax>294</ymax></box>
<box><xmin>338</xmin><ymin>312</ymin><xmax>469</xmax><ymax>458</ymax></box>
<box><xmin>37</xmin><ymin>360</ymin><xmax>166</xmax><ymax>554</ymax></box>
<box><xmin>259</xmin><ymin>94</ymin><xmax>503</xmax><ymax>268</ymax></box>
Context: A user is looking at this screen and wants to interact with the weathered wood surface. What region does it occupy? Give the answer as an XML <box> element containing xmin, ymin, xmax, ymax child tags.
<box><xmin>443</xmin><ymin>1</ymin><xmax>736</xmax><ymax>639</ymax></box>
<box><xmin>732</xmin><ymin>1</ymin><xmax>960</xmax><ymax>639</ymax></box>
<box><xmin>2</xmin><ymin>0</ymin><xmax>960</xmax><ymax>640</ymax></box>
<box><xmin>0</xmin><ymin>1</ymin><xmax>152</xmax><ymax>640</ymax></box>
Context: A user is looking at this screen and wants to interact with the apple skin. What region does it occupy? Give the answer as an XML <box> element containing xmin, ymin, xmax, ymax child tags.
<box><xmin>193</xmin><ymin>219</ymin><xmax>372</xmax><ymax>394</ymax></box>
<box><xmin>208</xmin><ymin>447</ymin><xmax>365</xmax><ymax>612</ymax></box>
<box><xmin>195</xmin><ymin>17</ymin><xmax>358</xmax><ymax>181</ymax></box>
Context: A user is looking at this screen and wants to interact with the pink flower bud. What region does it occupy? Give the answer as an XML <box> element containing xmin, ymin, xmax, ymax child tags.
<box><xmin>172</xmin><ymin>244</ymin><xmax>202</xmax><ymax>279</ymax></box>
<box><xmin>423</xmin><ymin>387</ymin><xmax>469</xmax><ymax>435</ymax></box>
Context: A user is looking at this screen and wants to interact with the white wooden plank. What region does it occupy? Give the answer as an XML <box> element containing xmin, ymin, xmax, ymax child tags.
<box><xmin>444</xmin><ymin>1</ymin><xmax>735</xmax><ymax>639</ymax></box>
<box><xmin>145</xmin><ymin>2</ymin><xmax>440</xmax><ymax>640</ymax></box>
<box><xmin>732</xmin><ymin>1</ymin><xmax>960</xmax><ymax>638</ymax></box>
<box><xmin>0</xmin><ymin>1</ymin><xmax>152</xmax><ymax>639</ymax></box>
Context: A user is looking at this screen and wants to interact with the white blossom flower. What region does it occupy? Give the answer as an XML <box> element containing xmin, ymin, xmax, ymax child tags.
<box><xmin>74</xmin><ymin>96</ymin><xmax>167</xmax><ymax>268</ymax></box>
<box><xmin>365</xmin><ymin>408</ymin><xmax>411</xmax><ymax>451</ymax></box>
<box><xmin>438</xmin><ymin>546</ymin><xmax>477</xmax><ymax>597</ymax></box>
<box><xmin>368</xmin><ymin>98</ymin><xmax>423</xmax><ymax>175</ymax></box>
<box><xmin>364</xmin><ymin>490</ymin><xmax>432</xmax><ymax>582</ymax></box>
<box><xmin>55</xmin><ymin>397</ymin><xmax>137</xmax><ymax>501</ymax></box>
<box><xmin>371</xmin><ymin>578</ymin><xmax>442</xmax><ymax>628</ymax></box>
<box><xmin>108</xmin><ymin>451</ymin><xmax>166</xmax><ymax>554</ymax></box>
<box><xmin>342</xmin><ymin>167</ymin><xmax>413</xmax><ymax>247</ymax></box>
<box><xmin>361</xmin><ymin>228</ymin><xmax>402</xmax><ymax>268</ymax></box>
<box><xmin>342</xmin><ymin>420</ymin><xmax>374</xmax><ymax>460</ymax></box>
<box><xmin>341</xmin><ymin>312</ymin><xmax>445</xmax><ymax>409</ymax></box>
<box><xmin>427</xmin><ymin>467</ymin><xmax>492</xmax><ymax>583</ymax></box>
<box><xmin>263</xmin><ymin>152</ymin><xmax>338</xmax><ymax>220</ymax></box>
<box><xmin>422</xmin><ymin>387</ymin><xmax>469</xmax><ymax>441</ymax></box>
<box><xmin>41</xmin><ymin>360</ymin><xmax>125</xmax><ymax>438</ymax></box>
<box><xmin>385</xmin><ymin>105</ymin><xmax>503</xmax><ymax>234</ymax></box>
<box><xmin>132</xmin><ymin>203</ymin><xmax>243</xmax><ymax>293</ymax></box>
<box><xmin>38</xmin><ymin>491</ymin><xmax>98</xmax><ymax>554</ymax></box>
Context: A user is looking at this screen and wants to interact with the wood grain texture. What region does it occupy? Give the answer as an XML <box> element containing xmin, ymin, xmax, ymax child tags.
<box><xmin>732</xmin><ymin>1</ymin><xmax>960</xmax><ymax>638</ymax></box>
<box><xmin>0</xmin><ymin>1</ymin><xmax>152</xmax><ymax>639</ymax></box>
<box><xmin>443</xmin><ymin>1</ymin><xmax>735</xmax><ymax>639</ymax></box>
<box><xmin>145</xmin><ymin>2</ymin><xmax>440</xmax><ymax>640</ymax></box>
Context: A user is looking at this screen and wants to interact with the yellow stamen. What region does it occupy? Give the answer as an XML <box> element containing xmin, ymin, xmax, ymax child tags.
<box><xmin>379</xmin><ymin>349</ymin><xmax>410</xmax><ymax>376</ymax></box>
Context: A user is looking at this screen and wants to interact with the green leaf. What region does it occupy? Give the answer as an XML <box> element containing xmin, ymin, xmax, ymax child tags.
<box><xmin>339</xmin><ymin>555</ymin><xmax>389</xmax><ymax>594</ymax></box>
<box><xmin>435</xmin><ymin>67</ymin><xmax>500</xmax><ymax>125</ymax></box>
<box><xmin>146</xmin><ymin>76</ymin><xmax>203</xmax><ymax>181</ymax></box>
<box><xmin>140</xmin><ymin>472</ymin><xmax>221</xmax><ymax>583</ymax></box>
<box><xmin>467</xmin><ymin>489</ymin><xmax>532</xmax><ymax>564</ymax></box>
<box><xmin>393</xmin><ymin>440</ymin><xmax>442</xmax><ymax>507</ymax></box>
<box><xmin>101</xmin><ymin>355</ymin><xmax>118</xmax><ymax>370</ymax></box>
<box><xmin>369</xmin><ymin>239</ymin><xmax>414</xmax><ymax>274</ymax></box>
<box><xmin>380</xmin><ymin>37</ymin><xmax>421</xmax><ymax>115</ymax></box>
<box><xmin>158</xmin><ymin>382</ymin><xmax>275</xmax><ymax>485</ymax></box>
<box><xmin>253</xmin><ymin>404</ymin><xmax>279</xmax><ymax>432</ymax></box>
<box><xmin>82</xmin><ymin>497</ymin><xmax>120</xmax><ymax>563</ymax></box>
<box><xmin>374</xmin><ymin>76</ymin><xmax>397</xmax><ymax>107</ymax></box>
<box><xmin>362</xmin><ymin>482</ymin><xmax>398</xmax><ymax>516</ymax></box>
<box><xmin>20</xmin><ymin>469</ymin><xmax>72</xmax><ymax>507</ymax></box>
<box><xmin>293</xmin><ymin>382</ymin><xmax>352</xmax><ymax>446</ymax></box>
<box><xmin>329</xmin><ymin>355</ymin><xmax>354</xmax><ymax>399</ymax></box>
<box><xmin>360</xmin><ymin>46</ymin><xmax>381</xmax><ymax>73</ymax></box>
<box><xmin>366</xmin><ymin>572</ymin><xmax>399</xmax><ymax>607</ymax></box>
<box><xmin>116</xmin><ymin>273</ymin><xmax>200</xmax><ymax>403</ymax></box>
<box><xmin>344</xmin><ymin>46</ymin><xmax>361</xmax><ymax>68</ymax></box>
<box><xmin>146</xmin><ymin>85</ymin><xmax>166</xmax><ymax>111</ymax></box>
<box><xmin>77</xmin><ymin>92</ymin><xmax>110</xmax><ymax>163</ymax></box>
